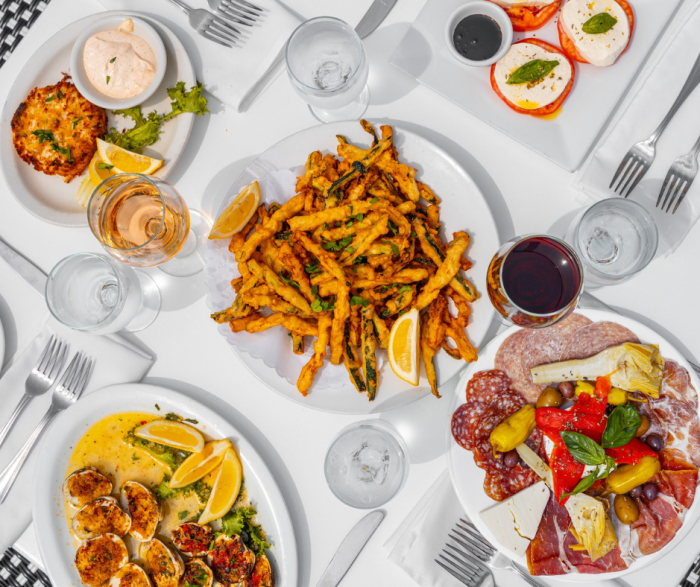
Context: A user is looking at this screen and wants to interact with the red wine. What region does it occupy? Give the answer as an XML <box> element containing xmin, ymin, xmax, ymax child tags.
<box><xmin>502</xmin><ymin>237</ymin><xmax>581</xmax><ymax>315</ymax></box>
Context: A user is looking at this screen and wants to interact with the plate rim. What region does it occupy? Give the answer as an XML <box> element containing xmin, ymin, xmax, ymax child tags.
<box><xmin>446</xmin><ymin>308</ymin><xmax>700</xmax><ymax>581</ymax></box>
<box><xmin>32</xmin><ymin>382</ymin><xmax>299</xmax><ymax>587</ymax></box>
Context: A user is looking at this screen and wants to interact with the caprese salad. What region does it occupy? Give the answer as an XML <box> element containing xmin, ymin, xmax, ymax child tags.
<box><xmin>488</xmin><ymin>0</ymin><xmax>563</xmax><ymax>32</ymax></box>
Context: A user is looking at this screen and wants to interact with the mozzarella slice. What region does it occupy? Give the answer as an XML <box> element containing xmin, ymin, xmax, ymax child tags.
<box><xmin>479</xmin><ymin>481</ymin><xmax>551</xmax><ymax>555</ymax></box>
<box><xmin>490</xmin><ymin>0</ymin><xmax>558</xmax><ymax>7</ymax></box>
<box><xmin>561</xmin><ymin>0</ymin><xmax>630</xmax><ymax>66</ymax></box>
<box><xmin>494</xmin><ymin>43</ymin><xmax>573</xmax><ymax>110</ymax></box>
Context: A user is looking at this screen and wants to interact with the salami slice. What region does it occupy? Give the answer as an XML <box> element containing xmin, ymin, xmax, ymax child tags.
<box><xmin>451</xmin><ymin>403</ymin><xmax>476</xmax><ymax>450</ymax></box>
<box><xmin>466</xmin><ymin>370</ymin><xmax>511</xmax><ymax>404</ymax></box>
<box><xmin>494</xmin><ymin>390</ymin><xmax>527</xmax><ymax>418</ymax></box>
<box><xmin>472</xmin><ymin>407</ymin><xmax>504</xmax><ymax>441</ymax></box>
<box><xmin>559</xmin><ymin>322</ymin><xmax>639</xmax><ymax>361</ymax></box>
<box><xmin>483</xmin><ymin>466</ymin><xmax>540</xmax><ymax>501</ymax></box>
<box><xmin>526</xmin><ymin>313</ymin><xmax>593</xmax><ymax>368</ymax></box>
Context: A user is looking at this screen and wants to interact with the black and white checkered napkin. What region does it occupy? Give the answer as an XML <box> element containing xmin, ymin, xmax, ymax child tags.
<box><xmin>0</xmin><ymin>549</ymin><xmax>50</xmax><ymax>587</ymax></box>
<box><xmin>0</xmin><ymin>0</ymin><xmax>51</xmax><ymax>68</ymax></box>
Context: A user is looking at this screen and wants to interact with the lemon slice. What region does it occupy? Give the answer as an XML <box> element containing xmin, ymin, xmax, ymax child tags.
<box><xmin>88</xmin><ymin>152</ymin><xmax>116</xmax><ymax>187</ymax></box>
<box><xmin>96</xmin><ymin>138</ymin><xmax>163</xmax><ymax>175</ymax></box>
<box><xmin>198</xmin><ymin>448</ymin><xmax>243</xmax><ymax>524</ymax></box>
<box><xmin>169</xmin><ymin>439</ymin><xmax>232</xmax><ymax>489</ymax></box>
<box><xmin>208</xmin><ymin>181</ymin><xmax>260</xmax><ymax>240</ymax></box>
<box><xmin>133</xmin><ymin>420</ymin><xmax>205</xmax><ymax>453</ymax></box>
<box><xmin>388</xmin><ymin>308</ymin><xmax>420</xmax><ymax>386</ymax></box>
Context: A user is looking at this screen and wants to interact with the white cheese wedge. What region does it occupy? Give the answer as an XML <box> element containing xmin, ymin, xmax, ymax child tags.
<box><xmin>494</xmin><ymin>43</ymin><xmax>573</xmax><ymax>111</ymax></box>
<box><xmin>490</xmin><ymin>0</ymin><xmax>557</xmax><ymax>8</ymax></box>
<box><xmin>479</xmin><ymin>481</ymin><xmax>551</xmax><ymax>555</ymax></box>
<box><xmin>561</xmin><ymin>0</ymin><xmax>630</xmax><ymax>67</ymax></box>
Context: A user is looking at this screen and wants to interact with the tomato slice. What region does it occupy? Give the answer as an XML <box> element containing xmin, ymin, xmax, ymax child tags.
<box><xmin>496</xmin><ymin>1</ymin><xmax>562</xmax><ymax>32</ymax></box>
<box><xmin>490</xmin><ymin>39</ymin><xmax>576</xmax><ymax>117</ymax></box>
<box><xmin>558</xmin><ymin>0</ymin><xmax>635</xmax><ymax>65</ymax></box>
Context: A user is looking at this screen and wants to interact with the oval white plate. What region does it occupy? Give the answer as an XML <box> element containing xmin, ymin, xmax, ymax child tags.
<box><xmin>0</xmin><ymin>11</ymin><xmax>195</xmax><ymax>227</ymax></box>
<box><xmin>447</xmin><ymin>308</ymin><xmax>700</xmax><ymax>581</ymax></box>
<box><xmin>205</xmin><ymin>122</ymin><xmax>499</xmax><ymax>414</ymax></box>
<box><xmin>33</xmin><ymin>383</ymin><xmax>298</xmax><ymax>587</ymax></box>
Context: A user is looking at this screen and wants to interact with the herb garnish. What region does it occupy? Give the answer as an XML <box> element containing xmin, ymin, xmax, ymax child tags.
<box><xmin>582</xmin><ymin>12</ymin><xmax>618</xmax><ymax>34</ymax></box>
<box><xmin>507</xmin><ymin>59</ymin><xmax>559</xmax><ymax>85</ymax></box>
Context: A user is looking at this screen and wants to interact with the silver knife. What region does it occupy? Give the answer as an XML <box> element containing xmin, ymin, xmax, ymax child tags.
<box><xmin>316</xmin><ymin>510</ymin><xmax>385</xmax><ymax>587</ymax></box>
<box><xmin>0</xmin><ymin>236</ymin><xmax>47</xmax><ymax>296</ymax></box>
<box><xmin>238</xmin><ymin>0</ymin><xmax>398</xmax><ymax>113</ymax></box>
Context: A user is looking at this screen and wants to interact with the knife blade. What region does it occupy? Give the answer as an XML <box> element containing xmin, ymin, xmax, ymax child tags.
<box><xmin>316</xmin><ymin>510</ymin><xmax>385</xmax><ymax>587</ymax></box>
<box><xmin>0</xmin><ymin>236</ymin><xmax>47</xmax><ymax>296</ymax></box>
<box><xmin>238</xmin><ymin>0</ymin><xmax>398</xmax><ymax>113</ymax></box>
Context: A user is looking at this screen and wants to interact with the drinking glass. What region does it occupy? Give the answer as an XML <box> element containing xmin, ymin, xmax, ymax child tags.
<box><xmin>46</xmin><ymin>252</ymin><xmax>160</xmax><ymax>333</ymax></box>
<box><xmin>487</xmin><ymin>235</ymin><xmax>584</xmax><ymax>328</ymax></box>
<box><xmin>286</xmin><ymin>16</ymin><xmax>370</xmax><ymax>123</ymax></box>
<box><xmin>324</xmin><ymin>420</ymin><xmax>408</xmax><ymax>509</ymax></box>
<box><xmin>88</xmin><ymin>173</ymin><xmax>211</xmax><ymax>277</ymax></box>
<box><xmin>565</xmin><ymin>198</ymin><xmax>658</xmax><ymax>288</ymax></box>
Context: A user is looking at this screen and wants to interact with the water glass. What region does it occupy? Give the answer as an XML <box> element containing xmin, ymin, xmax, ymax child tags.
<box><xmin>286</xmin><ymin>16</ymin><xmax>370</xmax><ymax>123</ymax></box>
<box><xmin>565</xmin><ymin>198</ymin><xmax>658</xmax><ymax>288</ymax></box>
<box><xmin>46</xmin><ymin>252</ymin><xmax>161</xmax><ymax>333</ymax></box>
<box><xmin>324</xmin><ymin>420</ymin><xmax>408</xmax><ymax>509</ymax></box>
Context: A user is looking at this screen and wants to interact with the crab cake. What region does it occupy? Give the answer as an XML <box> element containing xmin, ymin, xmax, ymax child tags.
<box><xmin>140</xmin><ymin>539</ymin><xmax>184</xmax><ymax>587</ymax></box>
<box><xmin>73</xmin><ymin>496</ymin><xmax>132</xmax><ymax>540</ymax></box>
<box><xmin>251</xmin><ymin>554</ymin><xmax>273</xmax><ymax>587</ymax></box>
<box><xmin>11</xmin><ymin>75</ymin><xmax>107</xmax><ymax>183</ymax></box>
<box><xmin>179</xmin><ymin>559</ymin><xmax>213</xmax><ymax>587</ymax></box>
<box><xmin>171</xmin><ymin>523</ymin><xmax>214</xmax><ymax>557</ymax></box>
<box><xmin>64</xmin><ymin>466</ymin><xmax>113</xmax><ymax>507</ymax></box>
<box><xmin>75</xmin><ymin>533</ymin><xmax>129</xmax><ymax>587</ymax></box>
<box><xmin>207</xmin><ymin>535</ymin><xmax>255</xmax><ymax>586</ymax></box>
<box><xmin>121</xmin><ymin>481</ymin><xmax>162</xmax><ymax>541</ymax></box>
<box><xmin>110</xmin><ymin>563</ymin><xmax>152</xmax><ymax>587</ymax></box>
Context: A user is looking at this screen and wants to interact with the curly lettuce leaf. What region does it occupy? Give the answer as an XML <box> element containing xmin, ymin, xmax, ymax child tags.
<box><xmin>220</xmin><ymin>506</ymin><xmax>271</xmax><ymax>557</ymax></box>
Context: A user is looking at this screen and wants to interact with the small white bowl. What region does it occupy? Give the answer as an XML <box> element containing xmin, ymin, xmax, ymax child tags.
<box><xmin>445</xmin><ymin>1</ymin><xmax>513</xmax><ymax>67</ymax></box>
<box><xmin>70</xmin><ymin>15</ymin><xmax>166</xmax><ymax>109</ymax></box>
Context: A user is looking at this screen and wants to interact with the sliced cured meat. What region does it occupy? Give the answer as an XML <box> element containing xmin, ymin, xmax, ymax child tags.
<box><xmin>663</xmin><ymin>360</ymin><xmax>697</xmax><ymax>401</ymax></box>
<box><xmin>465</xmin><ymin>370</ymin><xmax>511</xmax><ymax>404</ymax></box>
<box><xmin>654</xmin><ymin>467</ymin><xmax>698</xmax><ymax>510</ymax></box>
<box><xmin>484</xmin><ymin>467</ymin><xmax>541</xmax><ymax>502</ymax></box>
<box><xmin>472</xmin><ymin>407</ymin><xmax>504</xmax><ymax>441</ymax></box>
<box><xmin>559</xmin><ymin>322</ymin><xmax>639</xmax><ymax>361</ymax></box>
<box><xmin>452</xmin><ymin>403</ymin><xmax>479</xmax><ymax>450</ymax></box>
<box><xmin>524</xmin><ymin>313</ymin><xmax>593</xmax><ymax>369</ymax></box>
<box><xmin>495</xmin><ymin>390</ymin><xmax>528</xmax><ymax>416</ymax></box>
<box><xmin>631</xmin><ymin>494</ymin><xmax>684</xmax><ymax>556</ymax></box>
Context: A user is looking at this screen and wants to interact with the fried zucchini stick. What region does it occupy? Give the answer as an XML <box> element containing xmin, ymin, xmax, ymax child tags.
<box><xmin>278</xmin><ymin>241</ymin><xmax>315</xmax><ymax>303</ymax></box>
<box><xmin>290</xmin><ymin>331</ymin><xmax>304</xmax><ymax>355</ymax></box>
<box><xmin>294</xmin><ymin>232</ymin><xmax>347</xmax><ymax>285</ymax></box>
<box><xmin>247</xmin><ymin>259</ymin><xmax>312</xmax><ymax>315</ymax></box>
<box><xmin>361</xmin><ymin>305</ymin><xmax>378</xmax><ymax>400</ymax></box>
<box><xmin>343</xmin><ymin>322</ymin><xmax>366</xmax><ymax>393</ymax></box>
<box><xmin>338</xmin><ymin>215</ymin><xmax>389</xmax><ymax>265</ymax></box>
<box><xmin>297</xmin><ymin>314</ymin><xmax>332</xmax><ymax>396</ymax></box>
<box><xmin>421</xmin><ymin>313</ymin><xmax>440</xmax><ymax>398</ymax></box>
<box><xmin>330</xmin><ymin>282</ymin><xmax>350</xmax><ymax>365</ymax></box>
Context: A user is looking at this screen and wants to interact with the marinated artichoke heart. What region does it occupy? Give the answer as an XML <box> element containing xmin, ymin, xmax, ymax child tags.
<box><xmin>530</xmin><ymin>343</ymin><xmax>665</xmax><ymax>399</ymax></box>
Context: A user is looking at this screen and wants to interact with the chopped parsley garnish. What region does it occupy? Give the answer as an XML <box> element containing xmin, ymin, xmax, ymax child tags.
<box><xmin>323</xmin><ymin>236</ymin><xmax>353</xmax><ymax>252</ymax></box>
<box><xmin>32</xmin><ymin>129</ymin><xmax>55</xmax><ymax>144</ymax></box>
<box><xmin>110</xmin><ymin>56</ymin><xmax>117</xmax><ymax>63</ymax></box>
<box><xmin>51</xmin><ymin>143</ymin><xmax>72</xmax><ymax>163</ymax></box>
<box><xmin>305</xmin><ymin>262</ymin><xmax>320</xmax><ymax>274</ymax></box>
<box><xmin>391</xmin><ymin>243</ymin><xmax>400</xmax><ymax>257</ymax></box>
<box><xmin>106</xmin><ymin>76</ymin><xmax>111</xmax><ymax>84</ymax></box>
<box><xmin>388</xmin><ymin>220</ymin><xmax>398</xmax><ymax>236</ymax></box>
<box><xmin>178</xmin><ymin>510</ymin><xmax>189</xmax><ymax>520</ymax></box>
<box><xmin>44</xmin><ymin>95</ymin><xmax>55</xmax><ymax>103</ymax></box>
<box><xmin>350</xmin><ymin>296</ymin><xmax>369</xmax><ymax>307</ymax></box>
<box><xmin>97</xmin><ymin>162</ymin><xmax>114</xmax><ymax>170</ymax></box>
<box><xmin>370</xmin><ymin>197</ymin><xmax>379</xmax><ymax>204</ymax></box>
<box><xmin>71</xmin><ymin>117</ymin><xmax>83</xmax><ymax>129</ymax></box>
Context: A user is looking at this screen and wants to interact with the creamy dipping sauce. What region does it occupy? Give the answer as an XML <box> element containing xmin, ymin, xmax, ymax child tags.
<box><xmin>83</xmin><ymin>18</ymin><xmax>156</xmax><ymax>99</ymax></box>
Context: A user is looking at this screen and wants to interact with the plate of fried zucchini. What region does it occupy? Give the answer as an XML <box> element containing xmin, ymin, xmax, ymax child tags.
<box><xmin>205</xmin><ymin>120</ymin><xmax>499</xmax><ymax>414</ymax></box>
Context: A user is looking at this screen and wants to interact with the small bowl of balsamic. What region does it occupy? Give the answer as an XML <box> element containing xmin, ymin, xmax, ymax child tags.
<box><xmin>445</xmin><ymin>1</ymin><xmax>513</xmax><ymax>67</ymax></box>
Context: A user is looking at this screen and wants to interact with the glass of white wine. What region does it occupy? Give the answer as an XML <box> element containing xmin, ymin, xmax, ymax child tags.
<box><xmin>87</xmin><ymin>174</ymin><xmax>210</xmax><ymax>276</ymax></box>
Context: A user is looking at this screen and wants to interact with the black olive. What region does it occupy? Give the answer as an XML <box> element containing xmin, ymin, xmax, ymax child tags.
<box><xmin>646</xmin><ymin>434</ymin><xmax>664</xmax><ymax>452</ymax></box>
<box><xmin>605</xmin><ymin>404</ymin><xmax>616</xmax><ymax>415</ymax></box>
<box><xmin>629</xmin><ymin>485</ymin><xmax>643</xmax><ymax>499</ymax></box>
<box><xmin>643</xmin><ymin>483</ymin><xmax>658</xmax><ymax>501</ymax></box>
<box><xmin>559</xmin><ymin>381</ymin><xmax>575</xmax><ymax>399</ymax></box>
<box><xmin>503</xmin><ymin>451</ymin><xmax>519</xmax><ymax>469</ymax></box>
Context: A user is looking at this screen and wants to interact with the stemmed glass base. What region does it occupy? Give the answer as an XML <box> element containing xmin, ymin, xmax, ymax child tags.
<box><xmin>124</xmin><ymin>271</ymin><xmax>161</xmax><ymax>332</ymax></box>
<box><xmin>158</xmin><ymin>210</ymin><xmax>212</xmax><ymax>277</ymax></box>
<box><xmin>309</xmin><ymin>85</ymin><xmax>370</xmax><ymax>124</ymax></box>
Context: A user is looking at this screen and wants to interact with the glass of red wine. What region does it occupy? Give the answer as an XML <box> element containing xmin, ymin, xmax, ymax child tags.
<box><xmin>487</xmin><ymin>235</ymin><xmax>584</xmax><ymax>328</ymax></box>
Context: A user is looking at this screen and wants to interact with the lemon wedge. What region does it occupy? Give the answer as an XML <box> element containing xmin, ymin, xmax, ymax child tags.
<box><xmin>75</xmin><ymin>176</ymin><xmax>94</xmax><ymax>209</ymax></box>
<box><xmin>88</xmin><ymin>152</ymin><xmax>116</xmax><ymax>187</ymax></box>
<box><xmin>169</xmin><ymin>439</ymin><xmax>232</xmax><ymax>489</ymax></box>
<box><xmin>198</xmin><ymin>447</ymin><xmax>243</xmax><ymax>524</ymax></box>
<box><xmin>388</xmin><ymin>308</ymin><xmax>420</xmax><ymax>386</ymax></box>
<box><xmin>96</xmin><ymin>138</ymin><xmax>163</xmax><ymax>175</ymax></box>
<box><xmin>133</xmin><ymin>419</ymin><xmax>205</xmax><ymax>453</ymax></box>
<box><xmin>209</xmin><ymin>180</ymin><xmax>260</xmax><ymax>240</ymax></box>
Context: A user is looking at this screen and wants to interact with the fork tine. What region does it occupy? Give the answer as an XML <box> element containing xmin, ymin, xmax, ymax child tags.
<box><xmin>449</xmin><ymin>532</ymin><xmax>491</xmax><ymax>560</ymax></box>
<box><xmin>44</xmin><ymin>340</ymin><xmax>64</xmax><ymax>379</ymax></box>
<box><xmin>657</xmin><ymin>171</ymin><xmax>674</xmax><ymax>207</ymax></box>
<box><xmin>65</xmin><ymin>354</ymin><xmax>85</xmax><ymax>393</ymax></box>
<box><xmin>211</xmin><ymin>17</ymin><xmax>241</xmax><ymax>35</ymax></box>
<box><xmin>622</xmin><ymin>163</ymin><xmax>649</xmax><ymax>198</ymax></box>
<box><xmin>673</xmin><ymin>180</ymin><xmax>694</xmax><ymax>214</ymax></box>
<box><xmin>662</xmin><ymin>175</ymin><xmax>680</xmax><ymax>211</ymax></box>
<box><xmin>209</xmin><ymin>23</ymin><xmax>240</xmax><ymax>42</ymax></box>
<box><xmin>664</xmin><ymin>178</ymin><xmax>685</xmax><ymax>213</ymax></box>
<box><xmin>216</xmin><ymin>9</ymin><xmax>254</xmax><ymax>26</ymax></box>
<box><xmin>616</xmin><ymin>157</ymin><xmax>639</xmax><ymax>195</ymax></box>
<box><xmin>610</xmin><ymin>154</ymin><xmax>633</xmax><ymax>189</ymax></box>
<box><xmin>446</xmin><ymin>545</ymin><xmax>483</xmax><ymax>573</ymax></box>
<box><xmin>457</xmin><ymin>522</ymin><xmax>495</xmax><ymax>551</ymax></box>
<box><xmin>436</xmin><ymin>558</ymin><xmax>474</xmax><ymax>586</ymax></box>
<box><xmin>70</xmin><ymin>358</ymin><xmax>93</xmax><ymax>400</ymax></box>
<box><xmin>37</xmin><ymin>336</ymin><xmax>56</xmax><ymax>372</ymax></box>
<box><xmin>47</xmin><ymin>341</ymin><xmax>67</xmax><ymax>381</ymax></box>
<box><xmin>202</xmin><ymin>30</ymin><xmax>235</xmax><ymax>47</ymax></box>
<box><xmin>57</xmin><ymin>353</ymin><xmax>80</xmax><ymax>388</ymax></box>
<box><xmin>442</xmin><ymin>552</ymin><xmax>479</xmax><ymax>579</ymax></box>
<box><xmin>229</xmin><ymin>0</ymin><xmax>262</xmax><ymax>14</ymax></box>
<box><xmin>219</xmin><ymin>2</ymin><xmax>256</xmax><ymax>22</ymax></box>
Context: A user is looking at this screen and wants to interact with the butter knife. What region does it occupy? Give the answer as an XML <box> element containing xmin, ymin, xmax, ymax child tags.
<box><xmin>238</xmin><ymin>0</ymin><xmax>398</xmax><ymax>113</ymax></box>
<box><xmin>0</xmin><ymin>236</ymin><xmax>47</xmax><ymax>296</ymax></box>
<box><xmin>316</xmin><ymin>510</ymin><xmax>385</xmax><ymax>587</ymax></box>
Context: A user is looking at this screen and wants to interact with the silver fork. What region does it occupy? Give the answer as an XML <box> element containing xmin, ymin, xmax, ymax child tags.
<box><xmin>207</xmin><ymin>0</ymin><xmax>262</xmax><ymax>26</ymax></box>
<box><xmin>610</xmin><ymin>51</ymin><xmax>700</xmax><ymax>198</ymax></box>
<box><xmin>166</xmin><ymin>0</ymin><xmax>242</xmax><ymax>47</ymax></box>
<box><xmin>0</xmin><ymin>335</ymin><xmax>66</xmax><ymax>450</ymax></box>
<box><xmin>0</xmin><ymin>352</ymin><xmax>93</xmax><ymax>503</ymax></box>
<box><xmin>436</xmin><ymin>543</ymin><xmax>492</xmax><ymax>586</ymax></box>
<box><xmin>657</xmin><ymin>133</ymin><xmax>700</xmax><ymax>214</ymax></box>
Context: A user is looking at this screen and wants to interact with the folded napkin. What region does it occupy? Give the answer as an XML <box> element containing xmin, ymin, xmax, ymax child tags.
<box><xmin>0</xmin><ymin>316</ymin><xmax>153</xmax><ymax>555</ymax></box>
<box><xmin>575</xmin><ymin>1</ymin><xmax>700</xmax><ymax>258</ymax></box>
<box><xmin>95</xmin><ymin>0</ymin><xmax>301</xmax><ymax>110</ymax></box>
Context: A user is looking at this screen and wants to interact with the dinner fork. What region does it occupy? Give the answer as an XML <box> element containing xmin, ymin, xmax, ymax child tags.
<box><xmin>436</xmin><ymin>543</ymin><xmax>493</xmax><ymax>586</ymax></box>
<box><xmin>0</xmin><ymin>352</ymin><xmax>93</xmax><ymax>503</ymax></box>
<box><xmin>207</xmin><ymin>0</ymin><xmax>262</xmax><ymax>26</ymax></box>
<box><xmin>657</xmin><ymin>133</ymin><xmax>700</xmax><ymax>214</ymax></box>
<box><xmin>0</xmin><ymin>335</ymin><xmax>66</xmax><ymax>451</ymax></box>
<box><xmin>610</xmin><ymin>51</ymin><xmax>700</xmax><ymax>198</ymax></box>
<box><xmin>166</xmin><ymin>0</ymin><xmax>242</xmax><ymax>47</ymax></box>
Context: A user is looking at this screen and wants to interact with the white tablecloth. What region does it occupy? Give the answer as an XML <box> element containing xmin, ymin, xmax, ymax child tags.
<box><xmin>1</xmin><ymin>0</ymin><xmax>699</xmax><ymax>586</ymax></box>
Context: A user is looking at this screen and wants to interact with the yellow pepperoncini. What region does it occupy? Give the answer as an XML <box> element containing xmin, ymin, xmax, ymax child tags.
<box><xmin>575</xmin><ymin>381</ymin><xmax>596</xmax><ymax>397</ymax></box>
<box><xmin>489</xmin><ymin>405</ymin><xmax>536</xmax><ymax>455</ymax></box>
<box><xmin>606</xmin><ymin>455</ymin><xmax>661</xmax><ymax>494</ymax></box>
<box><xmin>608</xmin><ymin>387</ymin><xmax>628</xmax><ymax>405</ymax></box>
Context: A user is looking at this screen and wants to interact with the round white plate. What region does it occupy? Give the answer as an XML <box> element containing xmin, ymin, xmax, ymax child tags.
<box><xmin>205</xmin><ymin>122</ymin><xmax>499</xmax><ymax>414</ymax></box>
<box><xmin>447</xmin><ymin>309</ymin><xmax>700</xmax><ymax>581</ymax></box>
<box><xmin>33</xmin><ymin>383</ymin><xmax>298</xmax><ymax>587</ymax></box>
<box><xmin>0</xmin><ymin>11</ymin><xmax>195</xmax><ymax>227</ymax></box>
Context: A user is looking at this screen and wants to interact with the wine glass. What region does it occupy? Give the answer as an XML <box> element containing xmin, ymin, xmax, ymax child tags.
<box><xmin>286</xmin><ymin>16</ymin><xmax>370</xmax><ymax>123</ymax></box>
<box><xmin>87</xmin><ymin>173</ymin><xmax>211</xmax><ymax>277</ymax></box>
<box><xmin>487</xmin><ymin>235</ymin><xmax>584</xmax><ymax>328</ymax></box>
<box><xmin>46</xmin><ymin>252</ymin><xmax>160</xmax><ymax>333</ymax></box>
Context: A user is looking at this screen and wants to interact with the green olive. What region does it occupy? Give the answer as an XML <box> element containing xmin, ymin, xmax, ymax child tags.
<box><xmin>636</xmin><ymin>414</ymin><xmax>651</xmax><ymax>437</ymax></box>
<box><xmin>536</xmin><ymin>387</ymin><xmax>564</xmax><ymax>409</ymax></box>
<box><xmin>614</xmin><ymin>494</ymin><xmax>640</xmax><ymax>525</ymax></box>
<box><xmin>608</xmin><ymin>388</ymin><xmax>628</xmax><ymax>406</ymax></box>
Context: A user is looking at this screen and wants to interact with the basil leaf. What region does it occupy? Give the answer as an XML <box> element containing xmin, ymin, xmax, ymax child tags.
<box><xmin>560</xmin><ymin>431</ymin><xmax>606</xmax><ymax>466</ymax></box>
<box><xmin>602</xmin><ymin>404</ymin><xmax>642</xmax><ymax>448</ymax></box>
<box><xmin>582</xmin><ymin>12</ymin><xmax>618</xmax><ymax>34</ymax></box>
<box><xmin>507</xmin><ymin>59</ymin><xmax>560</xmax><ymax>85</ymax></box>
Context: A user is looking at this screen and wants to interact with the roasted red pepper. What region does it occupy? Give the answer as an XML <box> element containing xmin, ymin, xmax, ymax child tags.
<box><xmin>605</xmin><ymin>438</ymin><xmax>659</xmax><ymax>465</ymax></box>
<box><xmin>576</xmin><ymin>376</ymin><xmax>610</xmax><ymax>416</ymax></box>
<box><xmin>549</xmin><ymin>444</ymin><xmax>584</xmax><ymax>505</ymax></box>
<box><xmin>536</xmin><ymin>409</ymin><xmax>606</xmax><ymax>444</ymax></box>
